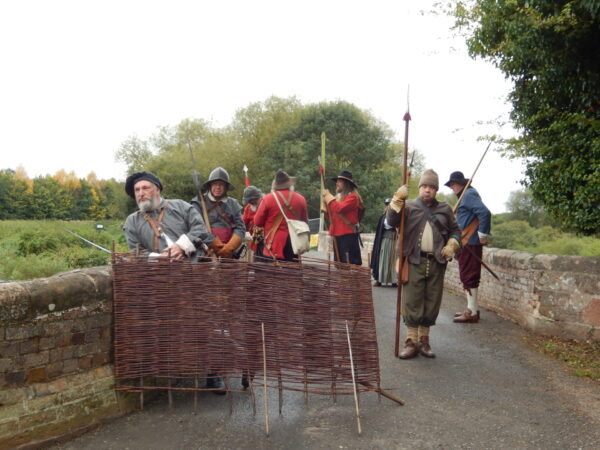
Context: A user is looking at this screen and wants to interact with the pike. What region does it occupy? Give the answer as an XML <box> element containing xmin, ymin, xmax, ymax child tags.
<box><xmin>186</xmin><ymin>139</ymin><xmax>212</xmax><ymax>234</ymax></box>
<box><xmin>394</xmin><ymin>92</ymin><xmax>411</xmax><ymax>358</ymax></box>
<box><xmin>452</xmin><ymin>141</ymin><xmax>500</xmax><ymax>281</ymax></box>
<box><xmin>243</xmin><ymin>164</ymin><xmax>250</xmax><ymax>188</ymax></box>
<box><xmin>64</xmin><ymin>229</ymin><xmax>111</xmax><ymax>253</ymax></box>
<box><xmin>319</xmin><ymin>132</ymin><xmax>340</xmax><ymax>261</ymax></box>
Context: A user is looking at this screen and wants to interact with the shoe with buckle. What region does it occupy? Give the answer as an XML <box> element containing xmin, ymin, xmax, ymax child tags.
<box><xmin>398</xmin><ymin>339</ymin><xmax>419</xmax><ymax>359</ymax></box>
<box><xmin>453</xmin><ymin>309</ymin><xmax>480</xmax><ymax>323</ymax></box>
<box><xmin>418</xmin><ymin>336</ymin><xmax>435</xmax><ymax>358</ymax></box>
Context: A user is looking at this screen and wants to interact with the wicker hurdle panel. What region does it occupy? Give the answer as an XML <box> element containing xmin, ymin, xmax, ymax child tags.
<box><xmin>112</xmin><ymin>254</ymin><xmax>380</xmax><ymax>395</ymax></box>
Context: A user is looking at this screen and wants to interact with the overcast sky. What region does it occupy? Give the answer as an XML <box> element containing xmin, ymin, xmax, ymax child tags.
<box><xmin>0</xmin><ymin>0</ymin><xmax>525</xmax><ymax>213</ymax></box>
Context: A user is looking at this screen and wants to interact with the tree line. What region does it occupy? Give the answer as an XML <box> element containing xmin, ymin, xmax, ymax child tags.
<box><xmin>0</xmin><ymin>168</ymin><xmax>130</xmax><ymax>221</ymax></box>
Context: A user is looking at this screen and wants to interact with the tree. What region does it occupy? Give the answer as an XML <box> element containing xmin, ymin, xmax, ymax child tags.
<box><xmin>115</xmin><ymin>136</ymin><xmax>153</xmax><ymax>173</ymax></box>
<box><xmin>504</xmin><ymin>188</ymin><xmax>555</xmax><ymax>228</ymax></box>
<box><xmin>449</xmin><ymin>0</ymin><xmax>600</xmax><ymax>234</ymax></box>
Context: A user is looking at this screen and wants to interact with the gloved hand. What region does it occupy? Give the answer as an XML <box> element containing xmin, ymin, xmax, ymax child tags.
<box><xmin>322</xmin><ymin>189</ymin><xmax>335</xmax><ymax>205</ymax></box>
<box><xmin>217</xmin><ymin>234</ymin><xmax>243</xmax><ymax>258</ymax></box>
<box><xmin>441</xmin><ymin>237</ymin><xmax>460</xmax><ymax>261</ymax></box>
<box><xmin>208</xmin><ymin>236</ymin><xmax>224</xmax><ymax>255</ymax></box>
<box><xmin>390</xmin><ymin>185</ymin><xmax>408</xmax><ymax>213</ymax></box>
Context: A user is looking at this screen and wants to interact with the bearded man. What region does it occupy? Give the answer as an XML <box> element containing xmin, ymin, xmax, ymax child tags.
<box><xmin>386</xmin><ymin>169</ymin><xmax>461</xmax><ymax>359</ymax></box>
<box><xmin>123</xmin><ymin>171</ymin><xmax>216</xmax><ymax>259</ymax></box>
<box><xmin>191</xmin><ymin>167</ymin><xmax>246</xmax><ymax>259</ymax></box>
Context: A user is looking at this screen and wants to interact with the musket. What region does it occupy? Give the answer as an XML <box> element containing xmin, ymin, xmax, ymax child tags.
<box><xmin>64</xmin><ymin>229</ymin><xmax>111</xmax><ymax>254</ymax></box>
<box><xmin>394</xmin><ymin>92</ymin><xmax>411</xmax><ymax>358</ymax></box>
<box><xmin>451</xmin><ymin>140</ymin><xmax>500</xmax><ymax>281</ymax></box>
<box><xmin>186</xmin><ymin>139</ymin><xmax>212</xmax><ymax>234</ymax></box>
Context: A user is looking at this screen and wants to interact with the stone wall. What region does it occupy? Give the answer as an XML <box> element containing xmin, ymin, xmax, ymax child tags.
<box><xmin>0</xmin><ymin>267</ymin><xmax>137</xmax><ymax>449</ymax></box>
<box><xmin>444</xmin><ymin>247</ymin><xmax>600</xmax><ymax>341</ymax></box>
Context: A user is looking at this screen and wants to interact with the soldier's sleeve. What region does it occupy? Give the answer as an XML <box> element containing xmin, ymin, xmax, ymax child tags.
<box><xmin>182</xmin><ymin>201</ymin><xmax>215</xmax><ymax>248</ymax></box>
<box><xmin>230</xmin><ymin>199</ymin><xmax>247</xmax><ymax>239</ymax></box>
<box><xmin>123</xmin><ymin>214</ymin><xmax>141</xmax><ymax>251</ymax></box>
<box><xmin>468</xmin><ymin>190</ymin><xmax>492</xmax><ymax>236</ymax></box>
<box><xmin>386</xmin><ymin>202</ymin><xmax>402</xmax><ymax>228</ymax></box>
<box><xmin>446</xmin><ymin>205</ymin><xmax>462</xmax><ymax>244</ymax></box>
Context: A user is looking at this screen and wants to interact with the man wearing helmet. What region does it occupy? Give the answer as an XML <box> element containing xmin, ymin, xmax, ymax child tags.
<box><xmin>191</xmin><ymin>167</ymin><xmax>246</xmax><ymax>259</ymax></box>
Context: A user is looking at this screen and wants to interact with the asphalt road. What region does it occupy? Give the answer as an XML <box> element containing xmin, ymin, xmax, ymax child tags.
<box><xmin>52</xmin><ymin>280</ymin><xmax>600</xmax><ymax>449</ymax></box>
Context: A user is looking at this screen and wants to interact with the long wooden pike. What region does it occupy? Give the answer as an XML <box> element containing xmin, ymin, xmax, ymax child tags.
<box><xmin>451</xmin><ymin>141</ymin><xmax>500</xmax><ymax>281</ymax></box>
<box><xmin>319</xmin><ymin>132</ymin><xmax>341</xmax><ymax>261</ymax></box>
<box><xmin>453</xmin><ymin>141</ymin><xmax>492</xmax><ymax>214</ymax></box>
<box><xmin>394</xmin><ymin>93</ymin><xmax>411</xmax><ymax>357</ymax></box>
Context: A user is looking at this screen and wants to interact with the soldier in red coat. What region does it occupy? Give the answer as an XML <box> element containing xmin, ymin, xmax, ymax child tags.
<box><xmin>253</xmin><ymin>170</ymin><xmax>308</xmax><ymax>262</ymax></box>
<box><xmin>322</xmin><ymin>170</ymin><xmax>365</xmax><ymax>265</ymax></box>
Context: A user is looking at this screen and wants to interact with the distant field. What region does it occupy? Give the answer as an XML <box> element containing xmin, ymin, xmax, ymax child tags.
<box><xmin>0</xmin><ymin>220</ymin><xmax>129</xmax><ymax>281</ymax></box>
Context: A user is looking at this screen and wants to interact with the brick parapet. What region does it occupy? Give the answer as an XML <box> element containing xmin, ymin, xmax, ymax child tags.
<box><xmin>444</xmin><ymin>247</ymin><xmax>600</xmax><ymax>341</ymax></box>
<box><xmin>0</xmin><ymin>267</ymin><xmax>136</xmax><ymax>448</ymax></box>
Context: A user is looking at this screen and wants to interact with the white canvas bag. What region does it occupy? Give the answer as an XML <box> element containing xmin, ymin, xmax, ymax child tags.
<box><xmin>273</xmin><ymin>191</ymin><xmax>310</xmax><ymax>255</ymax></box>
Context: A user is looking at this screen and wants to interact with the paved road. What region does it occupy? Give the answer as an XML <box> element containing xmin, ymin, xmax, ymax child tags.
<box><xmin>53</xmin><ymin>280</ymin><xmax>600</xmax><ymax>449</ymax></box>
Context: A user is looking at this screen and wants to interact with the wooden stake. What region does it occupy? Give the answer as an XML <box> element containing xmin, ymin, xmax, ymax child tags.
<box><xmin>345</xmin><ymin>320</ymin><xmax>362</xmax><ymax>435</ymax></box>
<box><xmin>194</xmin><ymin>376</ymin><xmax>198</xmax><ymax>412</ymax></box>
<box><xmin>261</xmin><ymin>322</ymin><xmax>269</xmax><ymax>436</ymax></box>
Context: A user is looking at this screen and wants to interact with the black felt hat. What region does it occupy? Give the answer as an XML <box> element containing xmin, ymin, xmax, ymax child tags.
<box><xmin>125</xmin><ymin>171</ymin><xmax>163</xmax><ymax>198</ymax></box>
<box><xmin>331</xmin><ymin>170</ymin><xmax>358</xmax><ymax>188</ymax></box>
<box><xmin>444</xmin><ymin>171</ymin><xmax>469</xmax><ymax>187</ymax></box>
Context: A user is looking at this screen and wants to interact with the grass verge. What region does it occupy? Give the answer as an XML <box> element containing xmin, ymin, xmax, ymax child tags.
<box><xmin>524</xmin><ymin>334</ymin><xmax>600</xmax><ymax>382</ymax></box>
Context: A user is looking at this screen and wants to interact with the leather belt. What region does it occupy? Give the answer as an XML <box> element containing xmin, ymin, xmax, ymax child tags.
<box><xmin>420</xmin><ymin>251</ymin><xmax>435</xmax><ymax>258</ymax></box>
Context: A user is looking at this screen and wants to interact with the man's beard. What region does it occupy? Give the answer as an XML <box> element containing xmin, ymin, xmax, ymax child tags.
<box><xmin>138</xmin><ymin>196</ymin><xmax>161</xmax><ymax>212</ymax></box>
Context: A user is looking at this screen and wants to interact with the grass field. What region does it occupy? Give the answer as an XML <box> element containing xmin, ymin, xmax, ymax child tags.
<box><xmin>0</xmin><ymin>220</ymin><xmax>129</xmax><ymax>281</ymax></box>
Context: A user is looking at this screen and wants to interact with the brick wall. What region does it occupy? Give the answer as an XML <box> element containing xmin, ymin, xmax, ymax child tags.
<box><xmin>0</xmin><ymin>267</ymin><xmax>137</xmax><ymax>449</ymax></box>
<box><xmin>445</xmin><ymin>247</ymin><xmax>600</xmax><ymax>341</ymax></box>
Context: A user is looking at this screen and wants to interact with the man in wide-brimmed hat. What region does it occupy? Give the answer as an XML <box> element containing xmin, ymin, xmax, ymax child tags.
<box><xmin>123</xmin><ymin>171</ymin><xmax>216</xmax><ymax>259</ymax></box>
<box><xmin>322</xmin><ymin>170</ymin><xmax>365</xmax><ymax>266</ymax></box>
<box><xmin>253</xmin><ymin>170</ymin><xmax>308</xmax><ymax>261</ymax></box>
<box><xmin>386</xmin><ymin>169</ymin><xmax>461</xmax><ymax>359</ymax></box>
<box><xmin>190</xmin><ymin>166</ymin><xmax>246</xmax><ymax>259</ymax></box>
<box><xmin>444</xmin><ymin>170</ymin><xmax>491</xmax><ymax>324</ymax></box>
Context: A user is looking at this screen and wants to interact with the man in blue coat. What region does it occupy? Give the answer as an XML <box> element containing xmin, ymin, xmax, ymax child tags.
<box><xmin>445</xmin><ymin>171</ymin><xmax>491</xmax><ymax>324</ymax></box>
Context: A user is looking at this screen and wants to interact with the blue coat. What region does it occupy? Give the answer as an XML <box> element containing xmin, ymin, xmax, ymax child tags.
<box><xmin>456</xmin><ymin>186</ymin><xmax>491</xmax><ymax>246</ymax></box>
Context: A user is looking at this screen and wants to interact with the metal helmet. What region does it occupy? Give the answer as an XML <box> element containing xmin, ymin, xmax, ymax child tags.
<box><xmin>202</xmin><ymin>167</ymin><xmax>234</xmax><ymax>191</ymax></box>
<box><xmin>243</xmin><ymin>185</ymin><xmax>263</xmax><ymax>204</ymax></box>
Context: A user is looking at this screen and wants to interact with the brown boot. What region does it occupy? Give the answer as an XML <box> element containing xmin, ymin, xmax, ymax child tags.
<box><xmin>398</xmin><ymin>339</ymin><xmax>419</xmax><ymax>359</ymax></box>
<box><xmin>453</xmin><ymin>309</ymin><xmax>480</xmax><ymax>323</ymax></box>
<box><xmin>418</xmin><ymin>336</ymin><xmax>435</xmax><ymax>358</ymax></box>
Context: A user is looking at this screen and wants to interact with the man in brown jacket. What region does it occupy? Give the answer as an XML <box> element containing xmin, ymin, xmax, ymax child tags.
<box><xmin>386</xmin><ymin>169</ymin><xmax>461</xmax><ymax>359</ymax></box>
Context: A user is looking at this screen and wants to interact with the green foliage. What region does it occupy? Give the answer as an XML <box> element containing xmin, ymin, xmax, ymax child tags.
<box><xmin>490</xmin><ymin>219</ymin><xmax>600</xmax><ymax>256</ymax></box>
<box><xmin>17</xmin><ymin>230</ymin><xmax>68</xmax><ymax>256</ymax></box>
<box><xmin>448</xmin><ymin>0</ymin><xmax>600</xmax><ymax>234</ymax></box>
<box><xmin>504</xmin><ymin>188</ymin><xmax>557</xmax><ymax>227</ymax></box>
<box><xmin>0</xmin><ymin>220</ymin><xmax>128</xmax><ymax>281</ymax></box>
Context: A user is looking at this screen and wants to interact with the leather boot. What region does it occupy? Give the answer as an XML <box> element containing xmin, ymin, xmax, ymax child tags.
<box><xmin>206</xmin><ymin>374</ymin><xmax>226</xmax><ymax>395</ymax></box>
<box><xmin>453</xmin><ymin>309</ymin><xmax>480</xmax><ymax>323</ymax></box>
<box><xmin>418</xmin><ymin>336</ymin><xmax>435</xmax><ymax>358</ymax></box>
<box><xmin>398</xmin><ymin>339</ymin><xmax>419</xmax><ymax>359</ymax></box>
